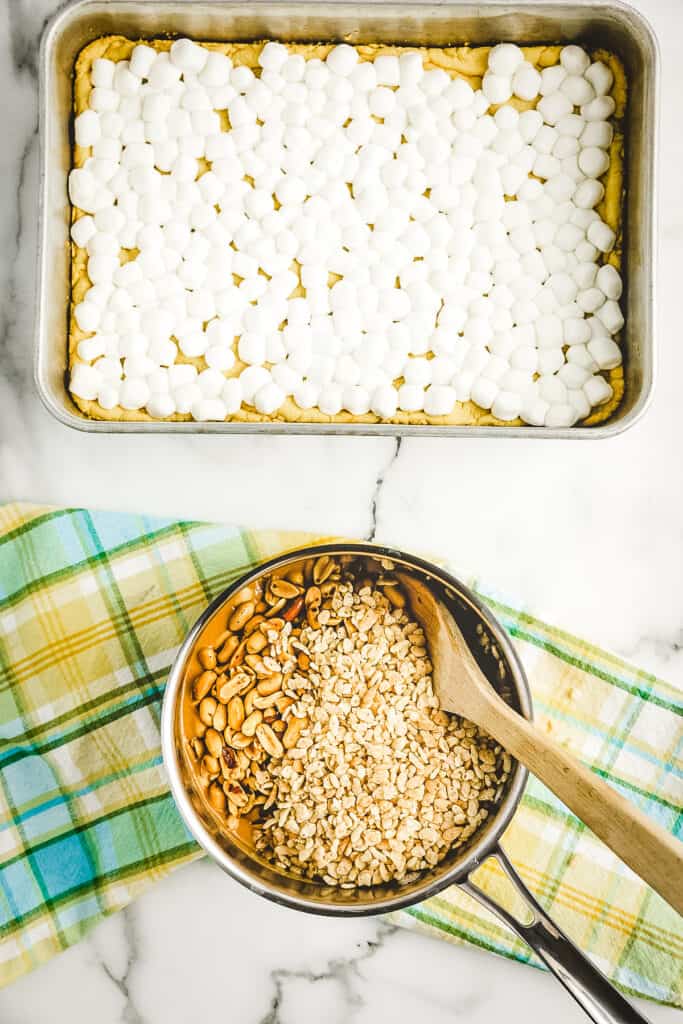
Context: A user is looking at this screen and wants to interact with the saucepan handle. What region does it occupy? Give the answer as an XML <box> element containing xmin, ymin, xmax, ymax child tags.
<box><xmin>460</xmin><ymin>845</ymin><xmax>650</xmax><ymax>1024</ymax></box>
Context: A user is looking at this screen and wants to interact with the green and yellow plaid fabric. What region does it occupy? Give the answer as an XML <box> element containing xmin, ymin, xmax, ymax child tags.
<box><xmin>0</xmin><ymin>503</ymin><xmax>681</xmax><ymax>1001</ymax></box>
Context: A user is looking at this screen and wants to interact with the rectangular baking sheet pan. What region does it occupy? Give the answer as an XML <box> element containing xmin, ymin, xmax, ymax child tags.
<box><xmin>36</xmin><ymin>0</ymin><xmax>658</xmax><ymax>437</ymax></box>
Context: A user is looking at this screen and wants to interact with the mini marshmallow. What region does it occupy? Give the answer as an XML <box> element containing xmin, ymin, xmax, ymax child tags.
<box><xmin>558</xmin><ymin>362</ymin><xmax>590</xmax><ymax>389</ymax></box>
<box><xmin>587</xmin><ymin>219</ymin><xmax>616</xmax><ymax>253</ymax></box>
<box><xmin>170</xmin><ymin>38</ymin><xmax>208</xmax><ymax>74</ymax></box>
<box><xmin>373</xmin><ymin>55</ymin><xmax>400</xmax><ymax>87</ymax></box>
<box><xmin>595</xmin><ymin>298</ymin><xmax>624</xmax><ymax>334</ymax></box>
<box><xmin>564</xmin><ymin>317</ymin><xmax>592</xmax><ymax>346</ymax></box>
<box><xmin>71</xmin><ymin>215</ymin><xmax>97</xmax><ymax>248</ymax></box>
<box><xmin>536</xmin><ymin>349</ymin><xmax>564</xmax><ymax>375</ymax></box>
<box><xmin>147</xmin><ymin>59</ymin><xmax>182</xmax><ymax>92</ymax></box>
<box><xmin>584</xmin><ymin>373</ymin><xmax>614</xmax><ymax>405</ymax></box>
<box><xmin>69</xmin><ymin>362</ymin><xmax>104</xmax><ymax>400</ymax></box>
<box><xmin>581</xmin><ymin>120</ymin><xmax>613</xmax><ymax>149</ymax></box>
<box><xmin>422</xmin><ymin>385</ymin><xmax>455</xmax><ymax>416</ymax></box>
<box><xmin>581</xmin><ymin>95</ymin><xmax>616</xmax><ymax>122</ymax></box>
<box><xmin>369</xmin><ymin>383</ymin><xmax>398</xmax><ymax>418</ymax></box>
<box><xmin>92</xmin><ymin>58</ymin><xmax>115</xmax><ymax>88</ymax></box>
<box><xmin>596</xmin><ymin>263</ymin><xmax>623</xmax><ymax>300</ymax></box>
<box><xmin>90</xmin><ymin>87</ymin><xmax>121</xmax><ymax>114</ymax></box>
<box><xmin>519</xmin><ymin>395</ymin><xmax>549</xmax><ymax>426</ymax></box>
<box><xmin>560</xmin><ymin>45</ymin><xmax>590</xmax><ymax>76</ymax></box>
<box><xmin>113</xmin><ymin>62</ymin><xmax>139</xmax><ymax>97</ymax></box>
<box><xmin>512</xmin><ymin>62</ymin><xmax>541</xmax><ymax>101</ymax></box>
<box><xmin>488</xmin><ymin>44</ymin><xmax>524</xmax><ymax>78</ymax></box>
<box><xmin>119</xmin><ymin>376</ymin><xmax>150</xmax><ymax>410</ymax></box>
<box><xmin>561</xmin><ymin>74</ymin><xmax>594</xmax><ymax>106</ymax></box>
<box><xmin>317</xmin><ymin>385</ymin><xmax>343</xmax><ymax>415</ymax></box>
<box><xmin>518</xmin><ymin>108</ymin><xmax>543</xmax><ymax>143</ymax></box>
<box><xmin>540</xmin><ymin>65</ymin><xmax>567</xmax><ymax>96</ymax></box>
<box><xmin>340</xmin><ymin>385</ymin><xmax>369</xmax><ymax>415</ymax></box>
<box><xmin>129</xmin><ymin>45</ymin><xmax>156</xmax><ymax>80</ymax></box>
<box><xmin>482</xmin><ymin>72</ymin><xmax>512</xmax><ymax>106</ymax></box>
<box><xmin>397</xmin><ymin>383</ymin><xmax>425</xmax><ymax>412</ymax></box>
<box><xmin>588</xmin><ymin>336</ymin><xmax>622</xmax><ymax>368</ymax></box>
<box><xmin>577</xmin><ymin>287</ymin><xmax>605</xmax><ymax>313</ymax></box>
<box><xmin>491</xmin><ymin>390</ymin><xmax>521</xmax><ymax>421</ymax></box>
<box><xmin>578</xmin><ymin>146</ymin><xmax>610</xmax><ymax>179</ymax></box>
<box><xmin>555</xmin><ymin>222</ymin><xmax>585</xmax><ymax>253</ymax></box>
<box><xmin>573</xmin><ymin>178</ymin><xmax>604</xmax><ymax>209</ymax></box>
<box><xmin>191</xmin><ymin>397</ymin><xmax>227</xmax><ymax>421</ymax></box>
<box><xmin>584</xmin><ymin>62</ymin><xmax>614</xmax><ymax>97</ymax></box>
<box><xmin>544</xmin><ymin>402</ymin><xmax>577</xmax><ymax>427</ymax></box>
<box><xmin>143</xmin><ymin>387</ymin><xmax>176</xmax><ymax>418</ymax></box>
<box><xmin>567</xmin><ymin>388</ymin><xmax>591</xmax><ymax>419</ymax></box>
<box><xmin>535</xmin><ymin>313</ymin><xmax>564</xmax><ymax>349</ymax></box>
<box><xmin>537</xmin><ymin>92</ymin><xmax>573</xmax><ymax>125</ymax></box>
<box><xmin>471</xmin><ymin>375</ymin><xmax>499</xmax><ymax>410</ymax></box>
<box><xmin>75</xmin><ymin>110</ymin><xmax>101</xmax><ymax>148</ymax></box>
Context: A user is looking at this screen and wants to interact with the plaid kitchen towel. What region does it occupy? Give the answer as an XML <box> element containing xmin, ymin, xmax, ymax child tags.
<box><xmin>0</xmin><ymin>504</ymin><xmax>681</xmax><ymax>1002</ymax></box>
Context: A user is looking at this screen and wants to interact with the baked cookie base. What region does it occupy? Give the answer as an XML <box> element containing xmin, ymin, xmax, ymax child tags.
<box><xmin>70</xmin><ymin>37</ymin><xmax>626</xmax><ymax>426</ymax></box>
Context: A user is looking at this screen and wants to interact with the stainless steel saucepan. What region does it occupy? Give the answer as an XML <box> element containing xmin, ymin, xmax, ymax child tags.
<box><xmin>162</xmin><ymin>544</ymin><xmax>651</xmax><ymax>1024</ymax></box>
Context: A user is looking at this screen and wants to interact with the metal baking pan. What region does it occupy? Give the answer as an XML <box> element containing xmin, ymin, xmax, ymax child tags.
<box><xmin>36</xmin><ymin>0</ymin><xmax>658</xmax><ymax>437</ymax></box>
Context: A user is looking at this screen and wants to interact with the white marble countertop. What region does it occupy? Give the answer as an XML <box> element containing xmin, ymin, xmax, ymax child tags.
<box><xmin>0</xmin><ymin>0</ymin><xmax>681</xmax><ymax>1019</ymax></box>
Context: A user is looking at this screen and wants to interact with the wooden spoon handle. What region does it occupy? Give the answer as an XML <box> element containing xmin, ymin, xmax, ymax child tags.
<box><xmin>481</xmin><ymin>692</ymin><xmax>683</xmax><ymax>916</ymax></box>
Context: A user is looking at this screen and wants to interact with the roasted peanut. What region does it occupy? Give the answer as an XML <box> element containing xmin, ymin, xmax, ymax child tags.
<box><xmin>228</xmin><ymin>638</ymin><xmax>247</xmax><ymax>668</ymax></box>
<box><xmin>221</xmin><ymin>745</ymin><xmax>236</xmax><ymax>769</ymax></box>
<box><xmin>217</xmin><ymin>635</ymin><xmax>240</xmax><ymax>664</ymax></box>
<box><xmin>283</xmin><ymin>715</ymin><xmax>307</xmax><ymax>750</ymax></box>
<box><xmin>313</xmin><ymin>554</ymin><xmax>335</xmax><ymax>584</ymax></box>
<box><xmin>244</xmin><ymin>615</ymin><xmax>266</xmax><ymax>636</ymax></box>
<box><xmin>232</xmin><ymin>585</ymin><xmax>255</xmax><ymax>607</ymax></box>
<box><xmin>217</xmin><ymin>673</ymin><xmax>251</xmax><ymax>703</ymax></box>
<box><xmin>225</xmin><ymin>782</ymin><xmax>249</xmax><ymax>808</ymax></box>
<box><xmin>229</xmin><ymin>601</ymin><xmax>255</xmax><ymax>632</ymax></box>
<box><xmin>256</xmin><ymin>673</ymin><xmax>282</xmax><ymax>696</ymax></box>
<box><xmin>285</xmin><ymin>566</ymin><xmax>305</xmax><ymax>586</ymax></box>
<box><xmin>265</xmin><ymin>597</ymin><xmax>287</xmax><ymax>617</ymax></box>
<box><xmin>270</xmin><ymin>578</ymin><xmax>301</xmax><ymax>599</ymax></box>
<box><xmin>205</xmin><ymin>728</ymin><xmax>223</xmax><ymax>758</ymax></box>
<box><xmin>306</xmin><ymin>606</ymin><xmax>320</xmax><ymax>629</ymax></box>
<box><xmin>201</xmin><ymin>755</ymin><xmax>219</xmax><ymax>776</ymax></box>
<box><xmin>242</xmin><ymin>709</ymin><xmax>263</xmax><ymax>737</ymax></box>
<box><xmin>228</xmin><ymin>695</ymin><xmax>245</xmax><ymax>731</ymax></box>
<box><xmin>384</xmin><ymin>585</ymin><xmax>405</xmax><ymax>608</ymax></box>
<box><xmin>244</xmin><ymin>688</ymin><xmax>257</xmax><ymax>715</ymax></box>
<box><xmin>199</xmin><ymin>697</ymin><xmax>218</xmax><ymax>726</ymax></box>
<box><xmin>208</xmin><ymin>783</ymin><xmax>227</xmax><ymax>811</ymax></box>
<box><xmin>192</xmin><ymin>670</ymin><xmax>216</xmax><ymax>702</ymax></box>
<box><xmin>283</xmin><ymin>595</ymin><xmax>304</xmax><ymax>621</ymax></box>
<box><xmin>297</xmin><ymin>652</ymin><xmax>310</xmax><ymax>671</ymax></box>
<box><xmin>190</xmin><ymin>737</ymin><xmax>205</xmax><ymax>760</ymax></box>
<box><xmin>212</xmin><ymin>702</ymin><xmax>227</xmax><ymax>733</ymax></box>
<box><xmin>227</xmin><ymin>731</ymin><xmax>251</xmax><ymax>750</ymax></box>
<box><xmin>198</xmin><ymin>646</ymin><xmax>217</xmax><ymax>671</ymax></box>
<box><xmin>256</xmin><ymin>722</ymin><xmax>284</xmax><ymax>758</ymax></box>
<box><xmin>253</xmin><ymin>691</ymin><xmax>283</xmax><ymax>710</ymax></box>
<box><xmin>246</xmin><ymin>631</ymin><xmax>267</xmax><ymax>654</ymax></box>
<box><xmin>262</xmin><ymin>617</ymin><xmax>284</xmax><ymax>633</ymax></box>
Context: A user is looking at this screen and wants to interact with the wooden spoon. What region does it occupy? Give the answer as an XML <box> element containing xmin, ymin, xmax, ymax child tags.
<box><xmin>401</xmin><ymin>573</ymin><xmax>683</xmax><ymax>916</ymax></box>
